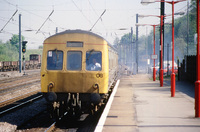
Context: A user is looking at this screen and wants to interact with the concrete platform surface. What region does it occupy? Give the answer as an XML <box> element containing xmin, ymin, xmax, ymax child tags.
<box><xmin>100</xmin><ymin>74</ymin><xmax>200</xmax><ymax>132</ymax></box>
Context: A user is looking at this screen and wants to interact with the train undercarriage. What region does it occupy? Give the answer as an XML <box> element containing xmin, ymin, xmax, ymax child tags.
<box><xmin>44</xmin><ymin>92</ymin><xmax>109</xmax><ymax>119</ymax></box>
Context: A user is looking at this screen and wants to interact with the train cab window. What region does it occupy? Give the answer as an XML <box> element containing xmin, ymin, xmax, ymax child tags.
<box><xmin>47</xmin><ymin>50</ymin><xmax>63</xmax><ymax>70</ymax></box>
<box><xmin>67</xmin><ymin>51</ymin><xmax>82</xmax><ymax>71</ymax></box>
<box><xmin>86</xmin><ymin>51</ymin><xmax>102</xmax><ymax>71</ymax></box>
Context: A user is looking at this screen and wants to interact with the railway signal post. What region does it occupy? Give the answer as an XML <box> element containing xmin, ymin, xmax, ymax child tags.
<box><xmin>19</xmin><ymin>14</ymin><xmax>22</xmax><ymax>73</ymax></box>
<box><xmin>22</xmin><ymin>41</ymin><xmax>27</xmax><ymax>75</ymax></box>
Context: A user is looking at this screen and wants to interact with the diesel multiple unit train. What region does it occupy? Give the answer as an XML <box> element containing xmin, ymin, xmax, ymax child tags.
<box><xmin>41</xmin><ymin>30</ymin><xmax>118</xmax><ymax>117</ymax></box>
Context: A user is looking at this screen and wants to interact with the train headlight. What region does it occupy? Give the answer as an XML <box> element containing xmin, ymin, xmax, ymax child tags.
<box><xmin>93</xmin><ymin>83</ymin><xmax>99</xmax><ymax>89</ymax></box>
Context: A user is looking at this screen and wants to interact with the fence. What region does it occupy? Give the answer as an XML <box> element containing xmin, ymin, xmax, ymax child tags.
<box><xmin>179</xmin><ymin>55</ymin><xmax>196</xmax><ymax>83</ymax></box>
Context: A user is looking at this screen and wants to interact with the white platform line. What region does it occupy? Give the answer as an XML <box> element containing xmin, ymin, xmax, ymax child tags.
<box><xmin>94</xmin><ymin>79</ymin><xmax>120</xmax><ymax>132</ymax></box>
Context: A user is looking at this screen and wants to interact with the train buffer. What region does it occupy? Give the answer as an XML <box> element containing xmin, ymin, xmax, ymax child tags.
<box><xmin>95</xmin><ymin>74</ymin><xmax>200</xmax><ymax>132</ymax></box>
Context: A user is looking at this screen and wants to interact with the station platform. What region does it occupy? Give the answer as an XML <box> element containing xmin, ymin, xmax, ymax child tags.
<box><xmin>95</xmin><ymin>74</ymin><xmax>200</xmax><ymax>132</ymax></box>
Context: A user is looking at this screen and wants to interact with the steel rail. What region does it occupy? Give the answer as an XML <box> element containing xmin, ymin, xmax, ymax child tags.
<box><xmin>0</xmin><ymin>79</ymin><xmax>40</xmax><ymax>92</ymax></box>
<box><xmin>0</xmin><ymin>89</ymin><xmax>40</xmax><ymax>107</ymax></box>
<box><xmin>0</xmin><ymin>94</ymin><xmax>43</xmax><ymax>116</ymax></box>
<box><xmin>0</xmin><ymin>73</ymin><xmax>39</xmax><ymax>84</ymax></box>
<box><xmin>44</xmin><ymin>111</ymin><xmax>68</xmax><ymax>132</ymax></box>
<box><xmin>44</xmin><ymin>122</ymin><xmax>56</xmax><ymax>132</ymax></box>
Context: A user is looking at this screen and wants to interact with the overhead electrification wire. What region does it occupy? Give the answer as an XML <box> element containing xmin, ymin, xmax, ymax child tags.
<box><xmin>3</xmin><ymin>0</ymin><xmax>46</xmax><ymax>20</ymax></box>
<box><xmin>0</xmin><ymin>30</ymin><xmax>14</xmax><ymax>35</ymax></box>
<box><xmin>71</xmin><ymin>0</ymin><xmax>93</xmax><ymax>25</ymax></box>
<box><xmin>176</xmin><ymin>5</ymin><xmax>187</xmax><ymax>13</ymax></box>
<box><xmin>36</xmin><ymin>10</ymin><xmax>54</xmax><ymax>34</ymax></box>
<box><xmin>88</xmin><ymin>0</ymin><xmax>107</xmax><ymax>32</ymax></box>
<box><xmin>3</xmin><ymin>0</ymin><xmax>16</xmax><ymax>6</ymax></box>
<box><xmin>0</xmin><ymin>9</ymin><xmax>18</xmax><ymax>33</ymax></box>
<box><xmin>88</xmin><ymin>0</ymin><xmax>99</xmax><ymax>16</ymax></box>
<box><xmin>1</xmin><ymin>0</ymin><xmax>57</xmax><ymax>43</ymax></box>
<box><xmin>3</xmin><ymin>0</ymin><xmax>57</xmax><ymax>29</ymax></box>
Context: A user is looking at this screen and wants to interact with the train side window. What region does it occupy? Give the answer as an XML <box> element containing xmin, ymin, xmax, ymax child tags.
<box><xmin>30</xmin><ymin>55</ymin><xmax>38</xmax><ymax>60</ymax></box>
<box><xmin>67</xmin><ymin>51</ymin><xmax>82</xmax><ymax>71</ymax></box>
<box><xmin>86</xmin><ymin>51</ymin><xmax>102</xmax><ymax>71</ymax></box>
<box><xmin>35</xmin><ymin>56</ymin><xmax>38</xmax><ymax>60</ymax></box>
<box><xmin>47</xmin><ymin>50</ymin><xmax>63</xmax><ymax>70</ymax></box>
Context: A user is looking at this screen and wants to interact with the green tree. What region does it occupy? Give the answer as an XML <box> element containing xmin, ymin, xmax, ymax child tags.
<box><xmin>143</xmin><ymin>0</ymin><xmax>197</xmax><ymax>62</ymax></box>
<box><xmin>0</xmin><ymin>41</ymin><xmax>18</xmax><ymax>61</ymax></box>
<box><xmin>120</xmin><ymin>33</ymin><xmax>135</xmax><ymax>44</ymax></box>
<box><xmin>175</xmin><ymin>38</ymin><xmax>187</xmax><ymax>60</ymax></box>
<box><xmin>10</xmin><ymin>34</ymin><xmax>25</xmax><ymax>49</ymax></box>
<box><xmin>38</xmin><ymin>45</ymin><xmax>43</xmax><ymax>49</ymax></box>
<box><xmin>113</xmin><ymin>37</ymin><xmax>120</xmax><ymax>46</ymax></box>
<box><xmin>117</xmin><ymin>32</ymin><xmax>136</xmax><ymax>65</ymax></box>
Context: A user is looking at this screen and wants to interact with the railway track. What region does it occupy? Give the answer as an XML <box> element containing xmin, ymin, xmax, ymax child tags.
<box><xmin>0</xmin><ymin>95</ymin><xmax>47</xmax><ymax>132</ymax></box>
<box><xmin>0</xmin><ymin>79</ymin><xmax>40</xmax><ymax>94</ymax></box>
<box><xmin>0</xmin><ymin>89</ymin><xmax>40</xmax><ymax>108</ymax></box>
<box><xmin>0</xmin><ymin>70</ymin><xmax>41</xmax><ymax>104</ymax></box>
<box><xmin>0</xmin><ymin>71</ymin><xmax>40</xmax><ymax>83</ymax></box>
<box><xmin>0</xmin><ymin>70</ymin><xmax>45</xmax><ymax>131</ymax></box>
<box><xmin>45</xmin><ymin>122</ymin><xmax>56</xmax><ymax>132</ymax></box>
<box><xmin>0</xmin><ymin>93</ymin><xmax>43</xmax><ymax>116</ymax></box>
<box><xmin>42</xmin><ymin>107</ymin><xmax>104</xmax><ymax>132</ymax></box>
<box><xmin>16</xmin><ymin>83</ymin><xmax>115</xmax><ymax>131</ymax></box>
<box><xmin>0</xmin><ymin>69</ymin><xmax>118</xmax><ymax>131</ymax></box>
<box><xmin>40</xmin><ymin>81</ymin><xmax>117</xmax><ymax>132</ymax></box>
<box><xmin>0</xmin><ymin>73</ymin><xmax>40</xmax><ymax>87</ymax></box>
<box><xmin>44</xmin><ymin>111</ymin><xmax>68</xmax><ymax>132</ymax></box>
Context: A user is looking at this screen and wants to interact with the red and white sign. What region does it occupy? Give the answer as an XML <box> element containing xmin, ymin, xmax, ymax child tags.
<box><xmin>151</xmin><ymin>54</ymin><xmax>158</xmax><ymax>60</ymax></box>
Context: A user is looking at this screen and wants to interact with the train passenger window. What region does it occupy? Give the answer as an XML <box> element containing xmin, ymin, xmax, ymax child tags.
<box><xmin>67</xmin><ymin>51</ymin><xmax>82</xmax><ymax>71</ymax></box>
<box><xmin>86</xmin><ymin>51</ymin><xmax>102</xmax><ymax>71</ymax></box>
<box><xmin>47</xmin><ymin>50</ymin><xmax>63</xmax><ymax>70</ymax></box>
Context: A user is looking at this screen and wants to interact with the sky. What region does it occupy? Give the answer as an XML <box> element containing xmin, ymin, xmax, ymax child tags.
<box><xmin>0</xmin><ymin>0</ymin><xmax>188</xmax><ymax>49</ymax></box>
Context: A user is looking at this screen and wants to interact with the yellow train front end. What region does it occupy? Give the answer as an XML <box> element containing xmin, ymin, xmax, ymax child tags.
<box><xmin>41</xmin><ymin>30</ymin><xmax>112</xmax><ymax>116</ymax></box>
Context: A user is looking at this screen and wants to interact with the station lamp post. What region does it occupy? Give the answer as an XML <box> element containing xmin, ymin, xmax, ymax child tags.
<box><xmin>141</xmin><ymin>0</ymin><xmax>186</xmax><ymax>96</ymax></box>
<box><xmin>152</xmin><ymin>24</ymin><xmax>158</xmax><ymax>81</ymax></box>
<box><xmin>165</xmin><ymin>1</ymin><xmax>185</xmax><ymax>97</ymax></box>
<box><xmin>138</xmin><ymin>14</ymin><xmax>166</xmax><ymax>87</ymax></box>
<box><xmin>136</xmin><ymin>23</ymin><xmax>159</xmax><ymax>81</ymax></box>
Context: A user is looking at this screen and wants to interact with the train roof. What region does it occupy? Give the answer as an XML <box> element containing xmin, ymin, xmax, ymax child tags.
<box><xmin>47</xmin><ymin>30</ymin><xmax>105</xmax><ymax>41</ymax></box>
<box><xmin>46</xmin><ymin>29</ymin><xmax>117</xmax><ymax>52</ymax></box>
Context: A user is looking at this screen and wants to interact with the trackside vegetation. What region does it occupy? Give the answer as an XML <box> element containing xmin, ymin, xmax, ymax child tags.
<box><xmin>0</xmin><ymin>35</ymin><xmax>42</xmax><ymax>61</ymax></box>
